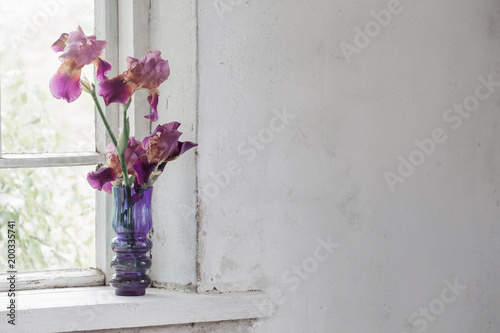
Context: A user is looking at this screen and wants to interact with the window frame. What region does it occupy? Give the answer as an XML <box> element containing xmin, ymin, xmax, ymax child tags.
<box><xmin>94</xmin><ymin>0</ymin><xmax>153</xmax><ymax>284</ymax></box>
<box><xmin>0</xmin><ymin>0</ymin><xmax>152</xmax><ymax>290</ymax></box>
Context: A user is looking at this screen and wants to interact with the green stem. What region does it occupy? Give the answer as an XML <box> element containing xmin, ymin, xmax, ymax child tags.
<box><xmin>89</xmin><ymin>84</ymin><xmax>117</xmax><ymax>147</ymax></box>
<box><xmin>86</xmin><ymin>84</ymin><xmax>133</xmax><ymax>188</ymax></box>
<box><xmin>119</xmin><ymin>100</ymin><xmax>132</xmax><ymax>187</ymax></box>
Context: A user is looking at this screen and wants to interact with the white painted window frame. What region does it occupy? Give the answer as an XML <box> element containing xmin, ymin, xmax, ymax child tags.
<box><xmin>95</xmin><ymin>0</ymin><xmax>154</xmax><ymax>284</ymax></box>
<box><xmin>0</xmin><ymin>0</ymin><xmax>152</xmax><ymax>290</ymax></box>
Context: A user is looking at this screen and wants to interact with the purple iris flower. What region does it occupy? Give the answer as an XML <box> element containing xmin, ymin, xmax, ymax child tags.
<box><xmin>98</xmin><ymin>50</ymin><xmax>170</xmax><ymax>121</ymax></box>
<box><xmin>50</xmin><ymin>26</ymin><xmax>111</xmax><ymax>103</ymax></box>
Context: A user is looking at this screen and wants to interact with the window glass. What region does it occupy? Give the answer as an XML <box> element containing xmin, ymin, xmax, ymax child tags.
<box><xmin>0</xmin><ymin>165</ymin><xmax>95</xmax><ymax>272</ymax></box>
<box><xmin>0</xmin><ymin>1</ymin><xmax>97</xmax><ymax>273</ymax></box>
<box><xmin>0</xmin><ymin>0</ymin><xmax>95</xmax><ymax>153</ymax></box>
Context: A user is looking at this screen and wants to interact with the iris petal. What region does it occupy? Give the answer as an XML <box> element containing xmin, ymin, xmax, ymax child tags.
<box><xmin>143</xmin><ymin>122</ymin><xmax>181</xmax><ymax>149</ymax></box>
<box><xmin>124</xmin><ymin>137</ymin><xmax>142</xmax><ymax>169</ymax></box>
<box><xmin>49</xmin><ymin>62</ymin><xmax>82</xmax><ymax>103</ymax></box>
<box><xmin>145</xmin><ymin>93</ymin><xmax>159</xmax><ymax>121</ymax></box>
<box><xmin>102</xmin><ymin>182</ymin><xmax>113</xmax><ymax>194</ymax></box>
<box><xmin>105</xmin><ymin>141</ymin><xmax>116</xmax><ymax>156</ymax></box>
<box><xmin>179</xmin><ymin>141</ymin><xmax>198</xmax><ymax>156</ymax></box>
<box><xmin>98</xmin><ymin>76</ymin><xmax>136</xmax><ymax>106</ymax></box>
<box><xmin>59</xmin><ymin>26</ymin><xmax>108</xmax><ymax>68</ymax></box>
<box><xmin>142</xmin><ymin>122</ymin><xmax>181</xmax><ymax>150</ymax></box>
<box><xmin>87</xmin><ymin>167</ymin><xmax>117</xmax><ymax>192</ymax></box>
<box><xmin>93</xmin><ymin>58</ymin><xmax>112</xmax><ymax>81</ymax></box>
<box><xmin>51</xmin><ymin>33</ymin><xmax>68</xmax><ymax>52</ymax></box>
<box><xmin>156</xmin><ymin>130</ymin><xmax>182</xmax><ymax>160</ymax></box>
<box><xmin>166</xmin><ymin>141</ymin><xmax>198</xmax><ymax>162</ymax></box>
<box><xmin>133</xmin><ymin>155</ymin><xmax>157</xmax><ymax>185</ymax></box>
<box><xmin>135</xmin><ymin>52</ymin><xmax>170</xmax><ymax>90</ymax></box>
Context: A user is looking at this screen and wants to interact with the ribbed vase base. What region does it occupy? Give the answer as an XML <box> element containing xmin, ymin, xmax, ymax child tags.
<box><xmin>115</xmin><ymin>289</ymin><xmax>146</xmax><ymax>296</ymax></box>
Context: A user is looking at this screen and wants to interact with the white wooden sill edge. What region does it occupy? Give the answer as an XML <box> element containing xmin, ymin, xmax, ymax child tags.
<box><xmin>0</xmin><ymin>286</ymin><xmax>275</xmax><ymax>333</ymax></box>
<box><xmin>0</xmin><ymin>268</ymin><xmax>105</xmax><ymax>292</ymax></box>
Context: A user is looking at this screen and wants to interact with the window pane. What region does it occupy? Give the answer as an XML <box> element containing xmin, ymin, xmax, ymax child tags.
<box><xmin>0</xmin><ymin>166</ymin><xmax>95</xmax><ymax>272</ymax></box>
<box><xmin>0</xmin><ymin>1</ymin><xmax>95</xmax><ymax>153</ymax></box>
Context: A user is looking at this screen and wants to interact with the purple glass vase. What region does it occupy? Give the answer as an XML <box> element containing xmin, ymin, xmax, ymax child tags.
<box><xmin>109</xmin><ymin>186</ymin><xmax>153</xmax><ymax>296</ymax></box>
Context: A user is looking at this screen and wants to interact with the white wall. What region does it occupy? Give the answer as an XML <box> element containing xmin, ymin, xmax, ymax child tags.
<box><xmin>144</xmin><ymin>0</ymin><xmax>500</xmax><ymax>332</ymax></box>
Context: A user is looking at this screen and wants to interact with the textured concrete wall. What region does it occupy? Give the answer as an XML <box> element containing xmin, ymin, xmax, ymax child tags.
<box><xmin>147</xmin><ymin>0</ymin><xmax>500</xmax><ymax>331</ymax></box>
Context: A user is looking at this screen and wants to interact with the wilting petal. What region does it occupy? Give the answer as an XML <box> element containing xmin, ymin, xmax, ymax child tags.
<box><xmin>151</xmin><ymin>130</ymin><xmax>181</xmax><ymax>162</ymax></box>
<box><xmin>141</xmin><ymin>122</ymin><xmax>196</xmax><ymax>164</ymax></box>
<box><xmin>159</xmin><ymin>121</ymin><xmax>181</xmax><ymax>133</ymax></box>
<box><xmin>105</xmin><ymin>137</ymin><xmax>143</xmax><ymax>175</ymax></box>
<box><xmin>51</xmin><ymin>33</ymin><xmax>68</xmax><ymax>52</ymax></box>
<box><xmin>87</xmin><ymin>167</ymin><xmax>117</xmax><ymax>191</ymax></box>
<box><xmin>167</xmin><ymin>141</ymin><xmax>198</xmax><ymax>162</ymax></box>
<box><xmin>143</xmin><ymin>51</ymin><xmax>170</xmax><ymax>85</ymax></box>
<box><xmin>125</xmin><ymin>51</ymin><xmax>170</xmax><ymax>90</ymax></box>
<box><xmin>143</xmin><ymin>122</ymin><xmax>180</xmax><ymax>149</ymax></box>
<box><xmin>107</xmin><ymin>154</ymin><xmax>122</xmax><ymax>173</ymax></box>
<box><xmin>179</xmin><ymin>141</ymin><xmax>197</xmax><ymax>156</ymax></box>
<box><xmin>98</xmin><ymin>75</ymin><xmax>136</xmax><ymax>106</ymax></box>
<box><xmin>50</xmin><ymin>62</ymin><xmax>82</xmax><ymax>103</ymax></box>
<box><xmin>93</xmin><ymin>58</ymin><xmax>112</xmax><ymax>81</ymax></box>
<box><xmin>137</xmin><ymin>51</ymin><xmax>170</xmax><ymax>90</ymax></box>
<box><xmin>133</xmin><ymin>155</ymin><xmax>158</xmax><ymax>185</ymax></box>
<box><xmin>145</xmin><ymin>93</ymin><xmax>159</xmax><ymax>121</ymax></box>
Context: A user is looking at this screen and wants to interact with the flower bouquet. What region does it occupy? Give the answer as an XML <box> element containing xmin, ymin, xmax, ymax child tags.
<box><xmin>50</xmin><ymin>26</ymin><xmax>196</xmax><ymax>295</ymax></box>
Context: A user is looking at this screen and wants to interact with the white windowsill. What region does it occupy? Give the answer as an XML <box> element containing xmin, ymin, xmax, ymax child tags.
<box><xmin>0</xmin><ymin>286</ymin><xmax>274</xmax><ymax>333</ymax></box>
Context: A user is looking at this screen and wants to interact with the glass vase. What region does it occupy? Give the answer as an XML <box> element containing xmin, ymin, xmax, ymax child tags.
<box><xmin>109</xmin><ymin>186</ymin><xmax>153</xmax><ymax>296</ymax></box>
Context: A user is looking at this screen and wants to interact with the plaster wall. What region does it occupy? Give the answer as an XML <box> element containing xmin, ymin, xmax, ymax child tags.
<box><xmin>145</xmin><ymin>0</ymin><xmax>500</xmax><ymax>331</ymax></box>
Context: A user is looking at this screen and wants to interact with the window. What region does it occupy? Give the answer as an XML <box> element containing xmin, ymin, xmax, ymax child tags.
<box><xmin>0</xmin><ymin>0</ymin><xmax>116</xmax><ymax>289</ymax></box>
<box><xmin>0</xmin><ymin>2</ymin><xmax>273</xmax><ymax>331</ymax></box>
<box><xmin>0</xmin><ymin>0</ymin><xmax>158</xmax><ymax>290</ymax></box>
